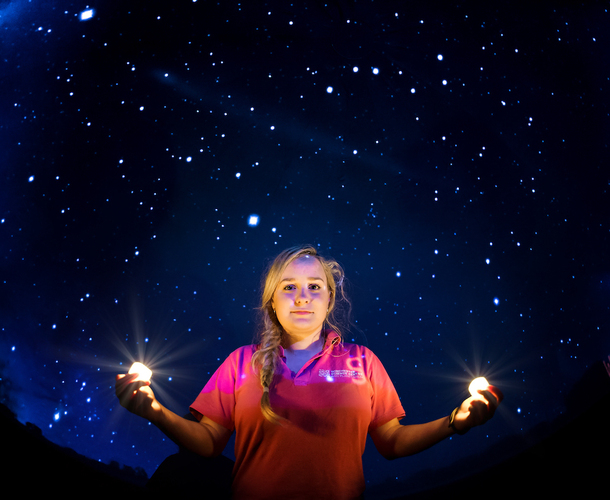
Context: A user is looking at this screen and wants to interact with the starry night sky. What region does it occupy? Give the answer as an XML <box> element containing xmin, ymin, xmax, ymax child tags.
<box><xmin>1</xmin><ymin>0</ymin><xmax>609</xmax><ymax>494</ymax></box>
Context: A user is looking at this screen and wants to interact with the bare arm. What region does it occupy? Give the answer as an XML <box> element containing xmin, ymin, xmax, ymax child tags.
<box><xmin>115</xmin><ymin>373</ymin><xmax>231</xmax><ymax>457</ymax></box>
<box><xmin>370</xmin><ymin>387</ymin><xmax>502</xmax><ymax>460</ymax></box>
<box><xmin>370</xmin><ymin>416</ymin><xmax>454</xmax><ymax>460</ymax></box>
<box><xmin>151</xmin><ymin>405</ymin><xmax>231</xmax><ymax>457</ymax></box>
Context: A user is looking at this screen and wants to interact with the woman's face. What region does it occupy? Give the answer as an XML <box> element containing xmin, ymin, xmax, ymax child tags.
<box><xmin>271</xmin><ymin>255</ymin><xmax>331</xmax><ymax>343</ymax></box>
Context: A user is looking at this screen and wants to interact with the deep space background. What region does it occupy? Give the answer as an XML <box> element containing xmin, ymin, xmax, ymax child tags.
<box><xmin>1</xmin><ymin>0</ymin><xmax>609</xmax><ymax>496</ymax></box>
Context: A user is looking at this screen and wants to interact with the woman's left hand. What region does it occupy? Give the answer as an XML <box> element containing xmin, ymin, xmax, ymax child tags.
<box><xmin>452</xmin><ymin>385</ymin><xmax>504</xmax><ymax>434</ymax></box>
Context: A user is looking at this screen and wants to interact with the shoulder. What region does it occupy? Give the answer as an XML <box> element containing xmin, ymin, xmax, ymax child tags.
<box><xmin>337</xmin><ymin>340</ymin><xmax>377</xmax><ymax>356</ymax></box>
<box><xmin>333</xmin><ymin>341</ymin><xmax>384</xmax><ymax>366</ymax></box>
<box><xmin>214</xmin><ymin>345</ymin><xmax>257</xmax><ymax>370</ymax></box>
<box><xmin>226</xmin><ymin>344</ymin><xmax>258</xmax><ymax>360</ymax></box>
<box><xmin>341</xmin><ymin>342</ymin><xmax>393</xmax><ymax>374</ymax></box>
<box><xmin>234</xmin><ymin>344</ymin><xmax>258</xmax><ymax>354</ymax></box>
<box><xmin>326</xmin><ymin>331</ymin><xmax>377</xmax><ymax>357</ymax></box>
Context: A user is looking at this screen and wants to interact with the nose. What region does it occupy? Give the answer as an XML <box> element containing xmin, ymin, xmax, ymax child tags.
<box><xmin>295</xmin><ymin>288</ymin><xmax>310</xmax><ymax>304</ymax></box>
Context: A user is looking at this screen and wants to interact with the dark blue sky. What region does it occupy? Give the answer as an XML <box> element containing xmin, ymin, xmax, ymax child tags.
<box><xmin>1</xmin><ymin>0</ymin><xmax>608</xmax><ymax>495</ymax></box>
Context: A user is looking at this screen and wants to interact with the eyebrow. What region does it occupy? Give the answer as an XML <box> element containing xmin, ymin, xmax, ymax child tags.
<box><xmin>280</xmin><ymin>277</ymin><xmax>325</xmax><ymax>283</ymax></box>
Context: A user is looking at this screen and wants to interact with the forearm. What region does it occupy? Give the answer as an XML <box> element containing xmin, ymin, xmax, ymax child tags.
<box><xmin>150</xmin><ymin>404</ymin><xmax>221</xmax><ymax>457</ymax></box>
<box><xmin>383</xmin><ymin>416</ymin><xmax>455</xmax><ymax>459</ymax></box>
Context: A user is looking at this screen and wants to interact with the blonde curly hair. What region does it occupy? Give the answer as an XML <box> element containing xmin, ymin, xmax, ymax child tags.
<box><xmin>251</xmin><ymin>245</ymin><xmax>350</xmax><ymax>424</ymax></box>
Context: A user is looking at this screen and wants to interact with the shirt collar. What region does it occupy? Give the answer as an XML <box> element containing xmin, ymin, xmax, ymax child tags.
<box><xmin>323</xmin><ymin>330</ymin><xmax>341</xmax><ymax>350</ymax></box>
<box><xmin>277</xmin><ymin>330</ymin><xmax>341</xmax><ymax>358</ymax></box>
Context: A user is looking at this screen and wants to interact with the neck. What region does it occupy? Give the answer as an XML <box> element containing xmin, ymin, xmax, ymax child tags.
<box><xmin>283</xmin><ymin>329</ymin><xmax>324</xmax><ymax>353</ymax></box>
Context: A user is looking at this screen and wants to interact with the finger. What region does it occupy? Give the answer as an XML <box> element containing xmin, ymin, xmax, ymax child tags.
<box><xmin>116</xmin><ymin>372</ymin><xmax>138</xmax><ymax>384</ymax></box>
<box><xmin>468</xmin><ymin>398</ymin><xmax>487</xmax><ymax>412</ymax></box>
<box><xmin>115</xmin><ymin>375</ymin><xmax>149</xmax><ymax>398</ymax></box>
<box><xmin>468</xmin><ymin>400</ymin><xmax>491</xmax><ymax>425</ymax></box>
<box><xmin>487</xmin><ymin>385</ymin><xmax>504</xmax><ymax>404</ymax></box>
<box><xmin>126</xmin><ymin>381</ymin><xmax>150</xmax><ymax>395</ymax></box>
<box><xmin>117</xmin><ymin>384</ymin><xmax>152</xmax><ymax>414</ymax></box>
<box><xmin>475</xmin><ymin>391</ymin><xmax>498</xmax><ymax>418</ymax></box>
<box><xmin>117</xmin><ymin>372</ymin><xmax>150</xmax><ymax>386</ymax></box>
<box><xmin>115</xmin><ymin>373</ymin><xmax>136</xmax><ymax>393</ymax></box>
<box><xmin>460</xmin><ymin>397</ymin><xmax>474</xmax><ymax>414</ymax></box>
<box><xmin>476</xmin><ymin>386</ymin><xmax>503</xmax><ymax>408</ymax></box>
<box><xmin>477</xmin><ymin>389</ymin><xmax>496</xmax><ymax>408</ymax></box>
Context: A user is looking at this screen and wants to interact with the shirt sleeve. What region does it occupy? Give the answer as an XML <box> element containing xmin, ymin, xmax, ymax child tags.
<box><xmin>367</xmin><ymin>349</ymin><xmax>406</xmax><ymax>430</ymax></box>
<box><xmin>189</xmin><ymin>346</ymin><xmax>253</xmax><ymax>431</ymax></box>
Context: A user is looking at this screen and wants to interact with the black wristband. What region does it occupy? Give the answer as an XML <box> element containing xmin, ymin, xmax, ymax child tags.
<box><xmin>448</xmin><ymin>407</ymin><xmax>469</xmax><ymax>435</ymax></box>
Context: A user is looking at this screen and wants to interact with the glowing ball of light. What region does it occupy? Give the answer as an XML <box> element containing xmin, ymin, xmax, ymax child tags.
<box><xmin>128</xmin><ymin>362</ymin><xmax>152</xmax><ymax>383</ymax></box>
<box><xmin>468</xmin><ymin>377</ymin><xmax>489</xmax><ymax>399</ymax></box>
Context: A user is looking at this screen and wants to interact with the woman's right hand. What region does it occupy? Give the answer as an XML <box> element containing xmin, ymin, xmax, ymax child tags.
<box><xmin>115</xmin><ymin>373</ymin><xmax>162</xmax><ymax>421</ymax></box>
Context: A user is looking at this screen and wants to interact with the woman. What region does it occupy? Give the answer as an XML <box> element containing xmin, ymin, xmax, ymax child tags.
<box><xmin>116</xmin><ymin>245</ymin><xmax>502</xmax><ymax>499</ymax></box>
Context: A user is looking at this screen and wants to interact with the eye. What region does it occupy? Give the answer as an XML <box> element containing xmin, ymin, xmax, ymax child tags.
<box><xmin>309</xmin><ymin>283</ymin><xmax>321</xmax><ymax>290</ymax></box>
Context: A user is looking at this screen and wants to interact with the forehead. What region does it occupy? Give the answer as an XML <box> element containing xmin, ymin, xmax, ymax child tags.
<box><xmin>280</xmin><ymin>255</ymin><xmax>326</xmax><ymax>280</ymax></box>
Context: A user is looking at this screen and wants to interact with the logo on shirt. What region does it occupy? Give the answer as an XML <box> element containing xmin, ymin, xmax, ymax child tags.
<box><xmin>319</xmin><ymin>369</ymin><xmax>364</xmax><ymax>381</ymax></box>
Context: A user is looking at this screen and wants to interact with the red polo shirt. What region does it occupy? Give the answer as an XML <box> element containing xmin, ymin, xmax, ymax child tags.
<box><xmin>190</xmin><ymin>333</ymin><xmax>405</xmax><ymax>499</ymax></box>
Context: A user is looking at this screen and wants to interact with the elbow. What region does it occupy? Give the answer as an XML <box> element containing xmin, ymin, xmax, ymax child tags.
<box><xmin>376</xmin><ymin>440</ymin><xmax>418</xmax><ymax>460</ymax></box>
<box><xmin>376</xmin><ymin>444</ymin><xmax>402</xmax><ymax>461</ymax></box>
<box><xmin>208</xmin><ymin>444</ymin><xmax>227</xmax><ymax>458</ymax></box>
<box><xmin>382</xmin><ymin>448</ymin><xmax>409</xmax><ymax>460</ymax></box>
<box><xmin>180</xmin><ymin>443</ymin><xmax>218</xmax><ymax>458</ymax></box>
<box><xmin>381</xmin><ymin>448</ymin><xmax>416</xmax><ymax>460</ymax></box>
<box><xmin>371</xmin><ymin>421</ymin><xmax>408</xmax><ymax>460</ymax></box>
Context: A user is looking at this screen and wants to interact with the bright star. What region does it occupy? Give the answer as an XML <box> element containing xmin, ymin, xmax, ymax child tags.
<box><xmin>79</xmin><ymin>9</ymin><xmax>95</xmax><ymax>21</ymax></box>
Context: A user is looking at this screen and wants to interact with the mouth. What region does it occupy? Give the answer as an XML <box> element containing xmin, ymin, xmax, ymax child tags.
<box><xmin>291</xmin><ymin>311</ymin><xmax>313</xmax><ymax>315</ymax></box>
